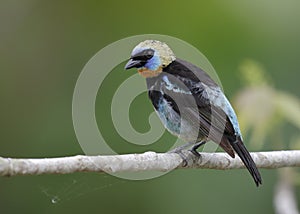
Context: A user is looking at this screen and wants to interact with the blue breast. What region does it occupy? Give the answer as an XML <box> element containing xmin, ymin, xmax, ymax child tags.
<box><xmin>156</xmin><ymin>98</ymin><xmax>181</xmax><ymax>136</ymax></box>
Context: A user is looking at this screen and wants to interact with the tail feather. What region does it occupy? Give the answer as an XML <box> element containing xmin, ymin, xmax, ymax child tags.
<box><xmin>219</xmin><ymin>137</ymin><xmax>235</xmax><ymax>158</ymax></box>
<box><xmin>230</xmin><ymin>138</ymin><xmax>262</xmax><ymax>187</ymax></box>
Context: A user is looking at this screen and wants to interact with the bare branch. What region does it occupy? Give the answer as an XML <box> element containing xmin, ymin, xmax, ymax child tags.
<box><xmin>0</xmin><ymin>150</ymin><xmax>300</xmax><ymax>177</ymax></box>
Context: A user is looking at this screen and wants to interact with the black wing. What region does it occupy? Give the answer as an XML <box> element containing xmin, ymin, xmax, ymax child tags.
<box><xmin>156</xmin><ymin>59</ymin><xmax>262</xmax><ymax>186</ymax></box>
<box><xmin>149</xmin><ymin>59</ymin><xmax>236</xmax><ymax>157</ymax></box>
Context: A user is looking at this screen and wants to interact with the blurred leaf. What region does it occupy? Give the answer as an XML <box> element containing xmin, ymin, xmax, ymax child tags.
<box><xmin>235</xmin><ymin>85</ymin><xmax>278</xmax><ymax>148</ymax></box>
<box><xmin>276</xmin><ymin>92</ymin><xmax>300</xmax><ymax>129</ymax></box>
<box><xmin>238</xmin><ymin>59</ymin><xmax>270</xmax><ymax>86</ymax></box>
<box><xmin>234</xmin><ymin>59</ymin><xmax>300</xmax><ymax>149</ymax></box>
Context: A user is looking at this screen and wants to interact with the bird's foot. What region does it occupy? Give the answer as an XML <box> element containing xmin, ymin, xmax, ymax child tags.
<box><xmin>189</xmin><ymin>141</ymin><xmax>206</xmax><ymax>157</ymax></box>
<box><xmin>168</xmin><ymin>149</ymin><xmax>191</xmax><ymax>167</ymax></box>
<box><xmin>168</xmin><ymin>141</ymin><xmax>206</xmax><ymax>167</ymax></box>
<box><xmin>189</xmin><ymin>148</ymin><xmax>201</xmax><ymax>157</ymax></box>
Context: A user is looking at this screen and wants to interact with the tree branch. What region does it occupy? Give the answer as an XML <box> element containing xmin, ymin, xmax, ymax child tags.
<box><xmin>0</xmin><ymin>150</ymin><xmax>300</xmax><ymax>177</ymax></box>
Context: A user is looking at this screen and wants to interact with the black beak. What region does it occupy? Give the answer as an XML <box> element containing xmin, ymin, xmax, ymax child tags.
<box><xmin>124</xmin><ymin>59</ymin><xmax>144</xmax><ymax>70</ymax></box>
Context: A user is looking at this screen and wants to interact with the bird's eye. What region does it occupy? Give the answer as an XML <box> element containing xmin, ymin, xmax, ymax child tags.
<box><xmin>145</xmin><ymin>50</ymin><xmax>154</xmax><ymax>59</ymax></box>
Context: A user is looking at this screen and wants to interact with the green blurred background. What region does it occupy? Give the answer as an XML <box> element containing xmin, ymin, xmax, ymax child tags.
<box><xmin>1</xmin><ymin>0</ymin><xmax>300</xmax><ymax>213</ymax></box>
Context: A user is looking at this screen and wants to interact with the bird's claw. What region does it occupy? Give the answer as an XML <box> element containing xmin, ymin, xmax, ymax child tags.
<box><xmin>168</xmin><ymin>149</ymin><xmax>201</xmax><ymax>167</ymax></box>
<box><xmin>189</xmin><ymin>148</ymin><xmax>201</xmax><ymax>157</ymax></box>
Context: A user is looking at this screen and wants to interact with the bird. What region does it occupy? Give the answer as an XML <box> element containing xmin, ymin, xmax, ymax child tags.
<box><xmin>124</xmin><ymin>40</ymin><xmax>262</xmax><ymax>186</ymax></box>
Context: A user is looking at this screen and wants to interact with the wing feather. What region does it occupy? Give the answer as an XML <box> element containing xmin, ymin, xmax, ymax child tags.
<box><xmin>159</xmin><ymin>59</ymin><xmax>236</xmax><ymax>156</ymax></box>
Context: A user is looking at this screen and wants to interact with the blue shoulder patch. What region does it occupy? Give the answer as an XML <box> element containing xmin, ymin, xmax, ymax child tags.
<box><xmin>202</xmin><ymin>84</ymin><xmax>242</xmax><ymax>137</ymax></box>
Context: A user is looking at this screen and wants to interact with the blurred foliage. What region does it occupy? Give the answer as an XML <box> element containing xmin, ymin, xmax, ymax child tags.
<box><xmin>239</xmin><ymin>59</ymin><xmax>270</xmax><ymax>86</ymax></box>
<box><xmin>0</xmin><ymin>1</ymin><xmax>300</xmax><ymax>214</ymax></box>
<box><xmin>235</xmin><ymin>60</ymin><xmax>300</xmax><ymax>210</ymax></box>
<box><xmin>235</xmin><ymin>59</ymin><xmax>300</xmax><ymax>150</ymax></box>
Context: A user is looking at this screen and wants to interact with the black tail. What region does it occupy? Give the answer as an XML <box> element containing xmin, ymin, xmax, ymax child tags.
<box><xmin>230</xmin><ymin>138</ymin><xmax>262</xmax><ymax>187</ymax></box>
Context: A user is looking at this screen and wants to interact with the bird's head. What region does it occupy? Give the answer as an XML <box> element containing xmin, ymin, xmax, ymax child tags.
<box><xmin>125</xmin><ymin>40</ymin><xmax>176</xmax><ymax>78</ymax></box>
